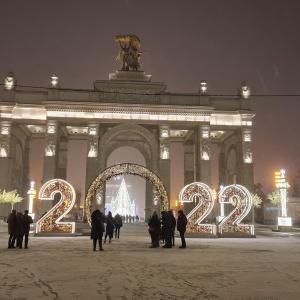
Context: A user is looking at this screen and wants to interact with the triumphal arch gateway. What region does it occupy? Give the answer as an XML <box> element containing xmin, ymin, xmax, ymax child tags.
<box><xmin>0</xmin><ymin>35</ymin><xmax>255</xmax><ymax>219</ymax></box>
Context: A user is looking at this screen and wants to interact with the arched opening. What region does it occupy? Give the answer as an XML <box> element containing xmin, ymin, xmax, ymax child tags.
<box><xmin>106</xmin><ymin>146</ymin><xmax>146</xmax><ymax>220</ymax></box>
<box><xmin>85</xmin><ymin>163</ymin><xmax>169</xmax><ymax>226</ymax></box>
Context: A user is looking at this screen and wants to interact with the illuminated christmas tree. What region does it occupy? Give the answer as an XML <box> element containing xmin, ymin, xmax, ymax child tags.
<box><xmin>111</xmin><ymin>178</ymin><xmax>135</xmax><ymax>216</ymax></box>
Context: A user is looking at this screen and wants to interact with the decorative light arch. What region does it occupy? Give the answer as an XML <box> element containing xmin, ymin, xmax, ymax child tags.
<box><xmin>85</xmin><ymin>163</ymin><xmax>169</xmax><ymax>225</ymax></box>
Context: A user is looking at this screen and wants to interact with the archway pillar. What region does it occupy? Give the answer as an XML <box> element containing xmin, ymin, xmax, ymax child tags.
<box><xmin>158</xmin><ymin>159</ymin><xmax>170</xmax><ymax>210</ymax></box>
<box><xmin>145</xmin><ymin>182</ymin><xmax>153</xmax><ymax>220</ymax></box>
<box><xmin>218</xmin><ymin>142</ymin><xmax>226</xmax><ymax>187</ymax></box>
<box><xmin>85</xmin><ymin>123</ymin><xmax>102</xmax><ymax>211</ymax></box>
<box><xmin>236</xmin><ymin>128</ymin><xmax>254</xmax><ymax>191</ymax></box>
<box><xmin>0</xmin><ymin>121</ymin><xmax>14</xmax><ymax>218</ymax></box>
<box><xmin>42</xmin><ymin>121</ymin><xmax>59</xmax><ymax>213</ymax></box>
<box><xmin>196</xmin><ymin>125</ymin><xmax>211</xmax><ymax>186</ymax></box>
<box><xmin>184</xmin><ymin>142</ymin><xmax>195</xmax><ymax>185</ymax></box>
<box><xmin>56</xmin><ymin>136</ymin><xmax>69</xmax><ymax>180</ymax></box>
<box><xmin>0</xmin><ymin>121</ymin><xmax>13</xmax><ymax>190</ymax></box>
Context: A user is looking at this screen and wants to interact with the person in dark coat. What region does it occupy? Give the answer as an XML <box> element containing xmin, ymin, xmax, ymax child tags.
<box><xmin>148</xmin><ymin>211</ymin><xmax>161</xmax><ymax>248</ymax></box>
<box><xmin>7</xmin><ymin>209</ymin><xmax>18</xmax><ymax>248</ymax></box>
<box><xmin>169</xmin><ymin>210</ymin><xmax>177</xmax><ymax>246</ymax></box>
<box><xmin>177</xmin><ymin>210</ymin><xmax>187</xmax><ymax>248</ymax></box>
<box><xmin>114</xmin><ymin>213</ymin><xmax>123</xmax><ymax>239</ymax></box>
<box><xmin>104</xmin><ymin>211</ymin><xmax>115</xmax><ymax>243</ymax></box>
<box><xmin>16</xmin><ymin>212</ymin><xmax>24</xmax><ymax>248</ymax></box>
<box><xmin>163</xmin><ymin>210</ymin><xmax>173</xmax><ymax>248</ymax></box>
<box><xmin>91</xmin><ymin>209</ymin><xmax>105</xmax><ymax>251</ymax></box>
<box><xmin>19</xmin><ymin>210</ymin><xmax>33</xmax><ymax>249</ymax></box>
<box><xmin>160</xmin><ymin>211</ymin><xmax>166</xmax><ymax>243</ymax></box>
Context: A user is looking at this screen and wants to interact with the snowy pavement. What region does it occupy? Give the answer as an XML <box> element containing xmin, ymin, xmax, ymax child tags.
<box><xmin>0</xmin><ymin>222</ymin><xmax>300</xmax><ymax>300</ymax></box>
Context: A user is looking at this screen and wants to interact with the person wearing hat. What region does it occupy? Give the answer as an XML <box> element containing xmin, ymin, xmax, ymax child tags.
<box><xmin>177</xmin><ymin>210</ymin><xmax>187</xmax><ymax>249</ymax></box>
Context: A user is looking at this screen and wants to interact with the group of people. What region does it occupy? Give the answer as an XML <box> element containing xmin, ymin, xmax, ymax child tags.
<box><xmin>90</xmin><ymin>210</ymin><xmax>123</xmax><ymax>251</ymax></box>
<box><xmin>122</xmin><ymin>214</ymin><xmax>139</xmax><ymax>223</ymax></box>
<box><xmin>148</xmin><ymin>210</ymin><xmax>187</xmax><ymax>249</ymax></box>
<box><xmin>7</xmin><ymin>209</ymin><xmax>33</xmax><ymax>249</ymax></box>
<box><xmin>6</xmin><ymin>208</ymin><xmax>187</xmax><ymax>251</ymax></box>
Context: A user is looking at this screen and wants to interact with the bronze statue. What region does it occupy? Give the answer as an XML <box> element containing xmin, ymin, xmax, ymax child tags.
<box><xmin>115</xmin><ymin>35</ymin><xmax>145</xmax><ymax>71</ymax></box>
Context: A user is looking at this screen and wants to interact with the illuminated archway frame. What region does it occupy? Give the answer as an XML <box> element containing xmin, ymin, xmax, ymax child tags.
<box><xmin>85</xmin><ymin>163</ymin><xmax>169</xmax><ymax>226</ymax></box>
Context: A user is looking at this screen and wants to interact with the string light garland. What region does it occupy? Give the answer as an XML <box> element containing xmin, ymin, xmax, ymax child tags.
<box><xmin>85</xmin><ymin>163</ymin><xmax>169</xmax><ymax>226</ymax></box>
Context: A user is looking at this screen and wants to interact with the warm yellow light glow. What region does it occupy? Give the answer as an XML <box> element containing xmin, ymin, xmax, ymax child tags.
<box><xmin>212</xmin><ymin>190</ymin><xmax>217</xmax><ymax>201</ymax></box>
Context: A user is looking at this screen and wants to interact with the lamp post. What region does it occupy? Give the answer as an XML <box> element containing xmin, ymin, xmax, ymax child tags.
<box><xmin>218</xmin><ymin>185</ymin><xmax>225</xmax><ymax>222</ymax></box>
<box><xmin>275</xmin><ymin>170</ymin><xmax>291</xmax><ymax>227</ymax></box>
<box><xmin>27</xmin><ymin>181</ymin><xmax>36</xmax><ymax>219</ymax></box>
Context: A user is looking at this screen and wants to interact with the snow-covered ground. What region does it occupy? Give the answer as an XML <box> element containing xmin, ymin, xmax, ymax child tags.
<box><xmin>0</xmin><ymin>222</ymin><xmax>300</xmax><ymax>300</ymax></box>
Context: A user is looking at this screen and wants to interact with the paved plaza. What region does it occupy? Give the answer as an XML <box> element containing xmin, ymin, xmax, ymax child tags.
<box><xmin>0</xmin><ymin>222</ymin><xmax>300</xmax><ymax>300</ymax></box>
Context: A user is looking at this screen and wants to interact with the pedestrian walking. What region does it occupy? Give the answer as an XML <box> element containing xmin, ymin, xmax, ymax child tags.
<box><xmin>7</xmin><ymin>209</ymin><xmax>17</xmax><ymax>248</ymax></box>
<box><xmin>114</xmin><ymin>213</ymin><xmax>123</xmax><ymax>238</ymax></box>
<box><xmin>104</xmin><ymin>211</ymin><xmax>115</xmax><ymax>243</ymax></box>
<box><xmin>91</xmin><ymin>209</ymin><xmax>105</xmax><ymax>251</ymax></box>
<box><xmin>177</xmin><ymin>210</ymin><xmax>187</xmax><ymax>249</ymax></box>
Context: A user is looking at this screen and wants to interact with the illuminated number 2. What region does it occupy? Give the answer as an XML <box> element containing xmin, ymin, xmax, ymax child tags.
<box><xmin>218</xmin><ymin>184</ymin><xmax>254</xmax><ymax>235</ymax></box>
<box><xmin>36</xmin><ymin>179</ymin><xmax>76</xmax><ymax>234</ymax></box>
<box><xmin>179</xmin><ymin>182</ymin><xmax>216</xmax><ymax>235</ymax></box>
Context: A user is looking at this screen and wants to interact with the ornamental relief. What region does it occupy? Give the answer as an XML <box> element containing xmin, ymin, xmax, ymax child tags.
<box><xmin>45</xmin><ymin>136</ymin><xmax>56</xmax><ymax>157</ymax></box>
<box><xmin>100</xmin><ymin>87</ymin><xmax>159</xmax><ymax>103</ymax></box>
<box><xmin>87</xmin><ymin>137</ymin><xmax>98</xmax><ymax>158</ymax></box>
<box><xmin>0</xmin><ymin>139</ymin><xmax>9</xmax><ymax>157</ymax></box>
<box><xmin>243</xmin><ymin>143</ymin><xmax>253</xmax><ymax>164</ymax></box>
<box><xmin>200</xmin><ymin>140</ymin><xmax>211</xmax><ymax>161</ymax></box>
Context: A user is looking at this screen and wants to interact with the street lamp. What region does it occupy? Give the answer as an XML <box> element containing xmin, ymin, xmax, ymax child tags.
<box><xmin>218</xmin><ymin>185</ymin><xmax>224</xmax><ymax>221</ymax></box>
<box><xmin>275</xmin><ymin>170</ymin><xmax>291</xmax><ymax>227</ymax></box>
<box><xmin>27</xmin><ymin>181</ymin><xmax>36</xmax><ymax>219</ymax></box>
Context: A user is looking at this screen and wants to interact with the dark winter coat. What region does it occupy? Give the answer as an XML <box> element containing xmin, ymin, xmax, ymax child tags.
<box><xmin>21</xmin><ymin>214</ymin><xmax>33</xmax><ymax>234</ymax></box>
<box><xmin>91</xmin><ymin>210</ymin><xmax>105</xmax><ymax>240</ymax></box>
<box><xmin>105</xmin><ymin>215</ymin><xmax>115</xmax><ymax>236</ymax></box>
<box><xmin>7</xmin><ymin>212</ymin><xmax>18</xmax><ymax>236</ymax></box>
<box><xmin>148</xmin><ymin>215</ymin><xmax>161</xmax><ymax>234</ymax></box>
<box><xmin>114</xmin><ymin>214</ymin><xmax>123</xmax><ymax>228</ymax></box>
<box><xmin>177</xmin><ymin>213</ymin><xmax>187</xmax><ymax>233</ymax></box>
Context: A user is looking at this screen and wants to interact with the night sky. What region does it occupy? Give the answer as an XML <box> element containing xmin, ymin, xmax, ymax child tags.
<box><xmin>1</xmin><ymin>0</ymin><xmax>300</xmax><ymax>199</ymax></box>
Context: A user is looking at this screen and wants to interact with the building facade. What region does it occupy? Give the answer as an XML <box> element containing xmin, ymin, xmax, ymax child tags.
<box><xmin>0</xmin><ymin>70</ymin><xmax>255</xmax><ymax>218</ymax></box>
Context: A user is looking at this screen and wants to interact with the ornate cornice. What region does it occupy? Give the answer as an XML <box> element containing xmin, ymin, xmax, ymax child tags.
<box><xmin>44</xmin><ymin>102</ymin><xmax>214</xmax><ymax>116</ymax></box>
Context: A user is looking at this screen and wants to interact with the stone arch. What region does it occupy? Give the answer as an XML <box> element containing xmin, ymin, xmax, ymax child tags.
<box><xmin>99</xmin><ymin>124</ymin><xmax>158</xmax><ymax>172</ymax></box>
<box><xmin>106</xmin><ymin>140</ymin><xmax>151</xmax><ymax>169</ymax></box>
<box><xmin>85</xmin><ymin>163</ymin><xmax>169</xmax><ymax>225</ymax></box>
